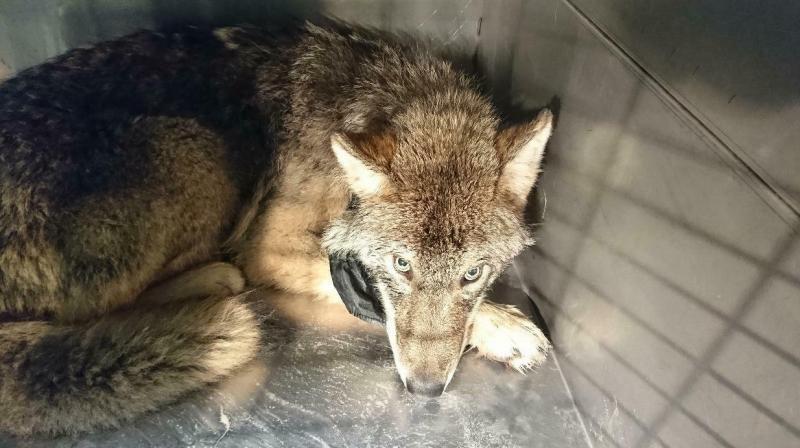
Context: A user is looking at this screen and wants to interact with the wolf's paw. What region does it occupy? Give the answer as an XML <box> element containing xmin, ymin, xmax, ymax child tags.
<box><xmin>140</xmin><ymin>262</ymin><xmax>246</xmax><ymax>305</ymax></box>
<box><xmin>468</xmin><ymin>301</ymin><xmax>551</xmax><ymax>372</ymax></box>
<box><xmin>205</xmin><ymin>262</ymin><xmax>246</xmax><ymax>297</ymax></box>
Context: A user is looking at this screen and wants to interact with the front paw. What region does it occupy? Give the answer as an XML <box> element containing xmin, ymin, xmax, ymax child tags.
<box><xmin>468</xmin><ymin>301</ymin><xmax>552</xmax><ymax>372</ymax></box>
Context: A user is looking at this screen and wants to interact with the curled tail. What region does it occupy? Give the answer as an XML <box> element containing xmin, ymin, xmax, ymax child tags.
<box><xmin>0</xmin><ymin>296</ymin><xmax>260</xmax><ymax>437</ymax></box>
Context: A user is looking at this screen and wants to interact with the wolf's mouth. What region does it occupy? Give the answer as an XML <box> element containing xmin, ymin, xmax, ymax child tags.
<box><xmin>329</xmin><ymin>253</ymin><xmax>386</xmax><ymax>325</ymax></box>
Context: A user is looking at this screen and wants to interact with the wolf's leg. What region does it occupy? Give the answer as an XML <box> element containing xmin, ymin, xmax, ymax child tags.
<box><xmin>138</xmin><ymin>262</ymin><xmax>246</xmax><ymax>305</ymax></box>
<box><xmin>468</xmin><ymin>301</ymin><xmax>551</xmax><ymax>372</ymax></box>
<box><xmin>247</xmin><ymin>250</ymin><xmax>340</xmax><ymax>303</ymax></box>
<box><xmin>242</xmin><ymin>186</ymin><xmax>348</xmax><ymax>303</ymax></box>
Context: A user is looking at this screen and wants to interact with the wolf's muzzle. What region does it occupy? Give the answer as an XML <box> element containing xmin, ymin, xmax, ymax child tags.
<box><xmin>406</xmin><ymin>378</ymin><xmax>445</xmax><ymax>397</ymax></box>
<box><xmin>329</xmin><ymin>252</ymin><xmax>385</xmax><ymax>325</ymax></box>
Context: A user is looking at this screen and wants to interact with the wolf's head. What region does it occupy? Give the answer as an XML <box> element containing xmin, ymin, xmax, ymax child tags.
<box><xmin>323</xmin><ymin>90</ymin><xmax>552</xmax><ymax>396</ymax></box>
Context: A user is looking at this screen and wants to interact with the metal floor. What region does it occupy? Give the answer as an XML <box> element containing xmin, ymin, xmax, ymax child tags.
<box><xmin>2</xmin><ymin>274</ymin><xmax>589</xmax><ymax>448</ymax></box>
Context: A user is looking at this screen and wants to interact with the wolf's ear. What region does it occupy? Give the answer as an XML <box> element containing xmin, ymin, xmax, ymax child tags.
<box><xmin>496</xmin><ymin>109</ymin><xmax>554</xmax><ymax>205</ymax></box>
<box><xmin>331</xmin><ymin>132</ymin><xmax>396</xmax><ymax>196</ymax></box>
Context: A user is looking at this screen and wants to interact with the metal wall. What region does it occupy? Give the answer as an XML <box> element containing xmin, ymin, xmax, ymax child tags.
<box><xmin>0</xmin><ymin>0</ymin><xmax>482</xmax><ymax>77</ymax></box>
<box><xmin>480</xmin><ymin>1</ymin><xmax>800</xmax><ymax>447</ymax></box>
<box><xmin>567</xmin><ymin>0</ymin><xmax>800</xmax><ymax>216</ymax></box>
<box><xmin>2</xmin><ymin>1</ymin><xmax>799</xmax><ymax>447</ymax></box>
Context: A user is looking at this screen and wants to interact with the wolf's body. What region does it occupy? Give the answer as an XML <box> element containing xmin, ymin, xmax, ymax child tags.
<box><xmin>0</xmin><ymin>23</ymin><xmax>552</xmax><ymax>437</ymax></box>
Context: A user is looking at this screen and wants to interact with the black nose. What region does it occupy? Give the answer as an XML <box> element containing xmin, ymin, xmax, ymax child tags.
<box><xmin>406</xmin><ymin>379</ymin><xmax>445</xmax><ymax>397</ymax></box>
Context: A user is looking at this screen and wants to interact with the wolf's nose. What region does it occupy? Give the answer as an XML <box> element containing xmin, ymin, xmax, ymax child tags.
<box><xmin>406</xmin><ymin>379</ymin><xmax>445</xmax><ymax>397</ymax></box>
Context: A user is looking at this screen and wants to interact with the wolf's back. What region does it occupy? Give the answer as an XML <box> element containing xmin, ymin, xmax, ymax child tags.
<box><xmin>0</xmin><ymin>296</ymin><xmax>259</xmax><ymax>437</ymax></box>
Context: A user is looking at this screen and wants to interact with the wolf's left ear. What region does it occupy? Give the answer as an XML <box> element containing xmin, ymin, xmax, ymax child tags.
<box><xmin>496</xmin><ymin>109</ymin><xmax>554</xmax><ymax>206</ymax></box>
<box><xmin>331</xmin><ymin>132</ymin><xmax>396</xmax><ymax>197</ymax></box>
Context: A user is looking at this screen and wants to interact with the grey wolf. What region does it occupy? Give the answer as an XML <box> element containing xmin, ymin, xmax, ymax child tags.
<box><xmin>0</xmin><ymin>22</ymin><xmax>552</xmax><ymax>437</ymax></box>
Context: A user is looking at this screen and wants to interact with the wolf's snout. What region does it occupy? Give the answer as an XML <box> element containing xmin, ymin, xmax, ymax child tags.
<box><xmin>392</xmin><ymin>329</ymin><xmax>465</xmax><ymax>397</ymax></box>
<box><xmin>406</xmin><ymin>378</ymin><xmax>446</xmax><ymax>397</ymax></box>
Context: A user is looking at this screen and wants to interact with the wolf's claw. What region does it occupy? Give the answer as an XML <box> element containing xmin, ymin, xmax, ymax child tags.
<box><xmin>468</xmin><ymin>301</ymin><xmax>552</xmax><ymax>372</ymax></box>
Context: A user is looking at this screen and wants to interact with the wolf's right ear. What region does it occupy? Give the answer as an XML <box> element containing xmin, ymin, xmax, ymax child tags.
<box><xmin>331</xmin><ymin>132</ymin><xmax>396</xmax><ymax>197</ymax></box>
<box><xmin>496</xmin><ymin>109</ymin><xmax>554</xmax><ymax>206</ymax></box>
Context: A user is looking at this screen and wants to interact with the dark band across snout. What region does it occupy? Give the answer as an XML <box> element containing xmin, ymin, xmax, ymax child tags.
<box><xmin>329</xmin><ymin>252</ymin><xmax>386</xmax><ymax>325</ymax></box>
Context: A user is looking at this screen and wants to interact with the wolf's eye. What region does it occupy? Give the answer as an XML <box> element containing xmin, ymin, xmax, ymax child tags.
<box><xmin>394</xmin><ymin>256</ymin><xmax>411</xmax><ymax>273</ymax></box>
<box><xmin>463</xmin><ymin>265</ymin><xmax>483</xmax><ymax>282</ymax></box>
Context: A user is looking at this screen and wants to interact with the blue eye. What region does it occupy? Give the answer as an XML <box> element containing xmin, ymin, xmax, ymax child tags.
<box><xmin>394</xmin><ymin>256</ymin><xmax>411</xmax><ymax>273</ymax></box>
<box><xmin>463</xmin><ymin>265</ymin><xmax>482</xmax><ymax>282</ymax></box>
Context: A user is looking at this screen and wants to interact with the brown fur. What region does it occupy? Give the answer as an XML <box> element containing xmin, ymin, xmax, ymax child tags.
<box><xmin>0</xmin><ymin>21</ymin><xmax>552</xmax><ymax>436</ymax></box>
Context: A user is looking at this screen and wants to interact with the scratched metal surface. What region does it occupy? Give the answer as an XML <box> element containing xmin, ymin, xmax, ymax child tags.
<box><xmin>1</xmin><ymin>272</ymin><xmax>588</xmax><ymax>448</ymax></box>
